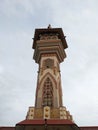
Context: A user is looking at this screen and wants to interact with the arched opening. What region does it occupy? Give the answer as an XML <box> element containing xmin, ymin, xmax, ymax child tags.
<box><xmin>42</xmin><ymin>77</ymin><xmax>53</xmax><ymax>107</ymax></box>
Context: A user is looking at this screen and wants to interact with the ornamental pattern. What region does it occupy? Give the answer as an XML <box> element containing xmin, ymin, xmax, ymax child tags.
<box><xmin>39</xmin><ymin>33</ymin><xmax>59</xmax><ymax>40</ymax></box>
<box><xmin>43</xmin><ymin>77</ymin><xmax>53</xmax><ymax>107</ymax></box>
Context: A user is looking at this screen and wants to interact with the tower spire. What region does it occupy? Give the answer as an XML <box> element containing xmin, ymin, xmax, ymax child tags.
<box><xmin>47</xmin><ymin>24</ymin><xmax>52</xmax><ymax>29</ymax></box>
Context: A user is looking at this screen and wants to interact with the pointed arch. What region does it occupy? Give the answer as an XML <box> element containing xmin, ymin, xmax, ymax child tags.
<box><xmin>38</xmin><ymin>72</ymin><xmax>57</xmax><ymax>89</ymax></box>
<box><xmin>36</xmin><ymin>73</ymin><xmax>57</xmax><ymax>107</ymax></box>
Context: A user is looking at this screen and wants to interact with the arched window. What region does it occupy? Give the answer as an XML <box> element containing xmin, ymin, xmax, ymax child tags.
<box><xmin>42</xmin><ymin>77</ymin><xmax>53</xmax><ymax>107</ymax></box>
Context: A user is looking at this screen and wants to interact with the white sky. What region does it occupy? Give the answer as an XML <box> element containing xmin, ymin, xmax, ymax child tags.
<box><xmin>0</xmin><ymin>0</ymin><xmax>98</xmax><ymax>127</ymax></box>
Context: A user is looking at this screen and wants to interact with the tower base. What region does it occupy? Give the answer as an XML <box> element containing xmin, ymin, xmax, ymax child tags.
<box><xmin>16</xmin><ymin>119</ymin><xmax>79</xmax><ymax>130</ymax></box>
<box><xmin>26</xmin><ymin>106</ymin><xmax>73</xmax><ymax>121</ymax></box>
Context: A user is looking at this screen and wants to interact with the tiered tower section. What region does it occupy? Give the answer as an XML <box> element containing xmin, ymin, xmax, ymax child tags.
<box><xmin>26</xmin><ymin>26</ymin><xmax>73</xmax><ymax>121</ymax></box>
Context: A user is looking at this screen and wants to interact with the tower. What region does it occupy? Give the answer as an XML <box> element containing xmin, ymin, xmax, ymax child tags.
<box><xmin>26</xmin><ymin>26</ymin><xmax>73</xmax><ymax>120</ymax></box>
<box><xmin>16</xmin><ymin>26</ymin><xmax>79</xmax><ymax>130</ymax></box>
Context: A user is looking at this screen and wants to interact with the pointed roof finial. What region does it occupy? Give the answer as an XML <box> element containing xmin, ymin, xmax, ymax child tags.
<box><xmin>48</xmin><ymin>24</ymin><xmax>52</xmax><ymax>29</ymax></box>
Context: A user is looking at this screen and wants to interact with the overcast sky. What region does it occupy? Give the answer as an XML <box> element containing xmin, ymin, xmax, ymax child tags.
<box><xmin>0</xmin><ymin>0</ymin><xmax>98</xmax><ymax>127</ymax></box>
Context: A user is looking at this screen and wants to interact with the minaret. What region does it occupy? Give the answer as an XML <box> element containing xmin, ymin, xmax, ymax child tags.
<box><xmin>26</xmin><ymin>25</ymin><xmax>73</xmax><ymax>121</ymax></box>
<box><xmin>16</xmin><ymin>26</ymin><xmax>79</xmax><ymax>130</ymax></box>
